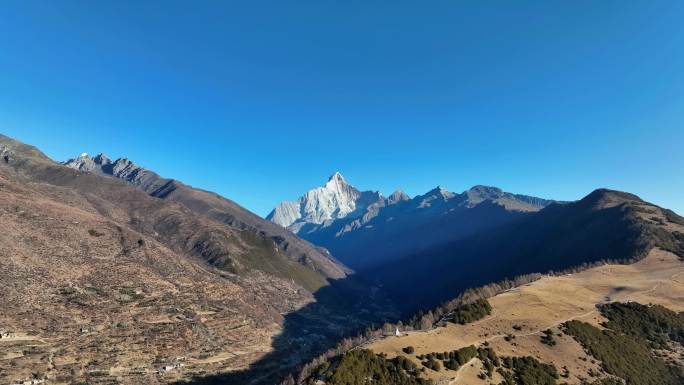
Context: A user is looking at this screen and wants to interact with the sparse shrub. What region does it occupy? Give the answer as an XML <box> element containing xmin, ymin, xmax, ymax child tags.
<box><xmin>422</xmin><ymin>357</ymin><xmax>441</xmax><ymax>372</ymax></box>
<box><xmin>541</xmin><ymin>329</ymin><xmax>557</xmax><ymax>346</ymax></box>
<box><xmin>59</xmin><ymin>287</ymin><xmax>77</xmax><ymax>296</ymax></box>
<box><xmin>86</xmin><ymin>286</ymin><xmax>106</xmax><ymax>296</ymax></box>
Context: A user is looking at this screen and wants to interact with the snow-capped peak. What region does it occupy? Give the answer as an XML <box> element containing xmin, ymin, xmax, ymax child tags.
<box><xmin>324</xmin><ymin>171</ymin><xmax>348</xmax><ymax>189</ymax></box>
<box><xmin>328</xmin><ymin>171</ymin><xmax>345</xmax><ymax>181</ymax></box>
<box><xmin>267</xmin><ymin>171</ymin><xmax>383</xmax><ymax>231</ymax></box>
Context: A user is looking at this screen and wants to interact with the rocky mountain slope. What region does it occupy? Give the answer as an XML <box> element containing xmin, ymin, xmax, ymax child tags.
<box><xmin>268</xmin><ymin>174</ymin><xmax>556</xmax><ymax>270</ymax></box>
<box><xmin>63</xmin><ymin>152</ymin><xmax>349</xmax><ymax>289</ymax></box>
<box><xmin>0</xmin><ymin>135</ymin><xmax>389</xmax><ymax>385</ymax></box>
<box><xmin>370</xmin><ymin>188</ymin><xmax>684</xmax><ymax>312</ymax></box>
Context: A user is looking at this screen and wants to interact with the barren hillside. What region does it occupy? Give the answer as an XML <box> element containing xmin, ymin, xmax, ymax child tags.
<box><xmin>0</xmin><ymin>135</ymin><xmax>388</xmax><ymax>385</ymax></box>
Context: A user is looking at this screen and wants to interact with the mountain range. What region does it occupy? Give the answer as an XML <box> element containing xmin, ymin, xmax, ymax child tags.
<box><xmin>368</xmin><ymin>187</ymin><xmax>684</xmax><ymax>311</ymax></box>
<box><xmin>269</xmin><ymin>173</ymin><xmax>684</xmax><ymax>313</ymax></box>
<box><xmin>2</xmin><ymin>134</ymin><xmax>684</xmax><ymax>385</ymax></box>
<box><xmin>268</xmin><ymin>173</ymin><xmax>557</xmax><ymax>270</ymax></box>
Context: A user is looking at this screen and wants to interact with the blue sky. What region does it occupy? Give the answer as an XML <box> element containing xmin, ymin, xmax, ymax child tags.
<box><xmin>1</xmin><ymin>1</ymin><xmax>683</xmax><ymax>216</ymax></box>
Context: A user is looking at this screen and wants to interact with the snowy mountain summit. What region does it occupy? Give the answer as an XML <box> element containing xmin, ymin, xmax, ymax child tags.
<box><xmin>266</xmin><ymin>172</ymin><xmax>395</xmax><ymax>233</ymax></box>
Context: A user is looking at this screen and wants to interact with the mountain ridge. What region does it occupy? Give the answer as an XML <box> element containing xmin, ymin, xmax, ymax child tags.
<box><xmin>3</xmin><ymin>134</ymin><xmax>684</xmax><ymax>385</ymax></box>
<box><xmin>369</xmin><ymin>187</ymin><xmax>684</xmax><ymax>312</ymax></box>
<box><xmin>268</xmin><ymin>173</ymin><xmax>558</xmax><ymax>270</ymax></box>
<box><xmin>63</xmin><ymin>151</ymin><xmax>349</xmax><ymax>282</ymax></box>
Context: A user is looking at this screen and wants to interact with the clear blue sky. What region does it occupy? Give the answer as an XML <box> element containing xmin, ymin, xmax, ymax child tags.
<box><xmin>1</xmin><ymin>1</ymin><xmax>682</xmax><ymax>216</ymax></box>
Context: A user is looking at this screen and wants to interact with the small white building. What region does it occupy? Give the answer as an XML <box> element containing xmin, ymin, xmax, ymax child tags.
<box><xmin>157</xmin><ymin>362</ymin><xmax>184</xmax><ymax>375</ymax></box>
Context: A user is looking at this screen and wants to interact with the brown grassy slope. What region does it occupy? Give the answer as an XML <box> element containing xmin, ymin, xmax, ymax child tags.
<box><xmin>0</xmin><ymin>162</ymin><xmax>314</xmax><ymax>385</ymax></box>
<box><xmin>0</xmin><ymin>134</ymin><xmax>342</xmax><ymax>292</ymax></box>
<box><xmin>64</xmin><ymin>151</ymin><xmax>350</xmax><ymax>281</ymax></box>
<box><xmin>150</xmin><ymin>182</ymin><xmax>349</xmax><ymax>279</ymax></box>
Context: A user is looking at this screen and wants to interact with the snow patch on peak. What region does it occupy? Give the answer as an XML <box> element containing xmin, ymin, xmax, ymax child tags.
<box><xmin>324</xmin><ymin>171</ymin><xmax>349</xmax><ymax>190</ymax></box>
<box><xmin>328</xmin><ymin>171</ymin><xmax>345</xmax><ymax>182</ymax></box>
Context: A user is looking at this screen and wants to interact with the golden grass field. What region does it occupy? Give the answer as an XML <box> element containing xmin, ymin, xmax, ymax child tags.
<box><xmin>368</xmin><ymin>248</ymin><xmax>684</xmax><ymax>384</ymax></box>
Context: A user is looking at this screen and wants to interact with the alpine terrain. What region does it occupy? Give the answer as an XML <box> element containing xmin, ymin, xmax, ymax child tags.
<box><xmin>2</xmin><ymin>135</ymin><xmax>684</xmax><ymax>385</ymax></box>
<box><xmin>3</xmin><ymin>3</ymin><xmax>682</xmax><ymax>385</ymax></box>
<box><xmin>268</xmin><ymin>173</ymin><xmax>557</xmax><ymax>271</ymax></box>
<box><xmin>293</xmin><ymin>190</ymin><xmax>684</xmax><ymax>385</ymax></box>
